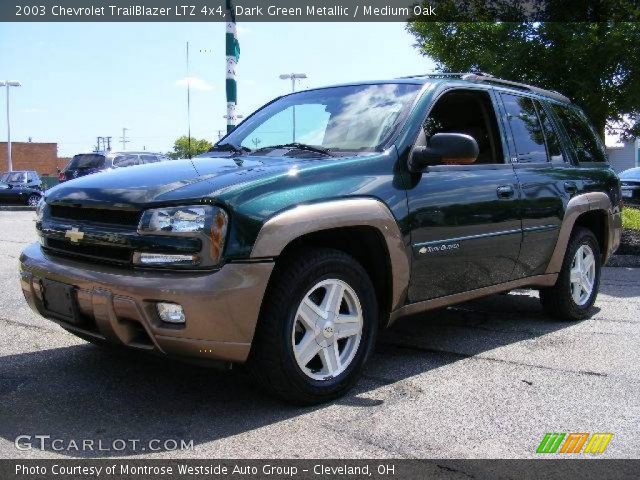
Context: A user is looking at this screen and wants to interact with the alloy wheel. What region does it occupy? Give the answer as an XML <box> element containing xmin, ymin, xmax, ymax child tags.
<box><xmin>570</xmin><ymin>244</ymin><xmax>596</xmax><ymax>306</ymax></box>
<box><xmin>291</xmin><ymin>279</ymin><xmax>363</xmax><ymax>380</ymax></box>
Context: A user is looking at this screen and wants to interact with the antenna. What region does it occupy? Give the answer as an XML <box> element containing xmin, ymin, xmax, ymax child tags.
<box><xmin>186</xmin><ymin>41</ymin><xmax>192</xmax><ymax>159</ymax></box>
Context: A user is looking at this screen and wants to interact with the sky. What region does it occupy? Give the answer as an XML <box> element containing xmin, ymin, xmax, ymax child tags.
<box><xmin>0</xmin><ymin>22</ymin><xmax>434</xmax><ymax>157</ymax></box>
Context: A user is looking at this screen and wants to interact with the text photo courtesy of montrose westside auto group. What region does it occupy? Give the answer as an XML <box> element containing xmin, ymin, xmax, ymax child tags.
<box><xmin>1</xmin><ymin>1</ymin><xmax>640</xmax><ymax>479</ymax></box>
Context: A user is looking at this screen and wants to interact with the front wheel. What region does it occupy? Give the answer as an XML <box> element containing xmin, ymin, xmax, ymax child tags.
<box><xmin>249</xmin><ymin>248</ymin><xmax>378</xmax><ymax>405</ymax></box>
<box><xmin>540</xmin><ymin>227</ymin><xmax>601</xmax><ymax>320</ymax></box>
<box><xmin>26</xmin><ymin>194</ymin><xmax>40</xmax><ymax>207</ymax></box>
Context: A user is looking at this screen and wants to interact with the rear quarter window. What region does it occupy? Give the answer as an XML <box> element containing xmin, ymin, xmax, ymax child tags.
<box><xmin>551</xmin><ymin>104</ymin><xmax>607</xmax><ymax>163</ymax></box>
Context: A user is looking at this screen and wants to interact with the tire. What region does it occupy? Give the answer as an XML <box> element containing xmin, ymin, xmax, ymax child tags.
<box><xmin>248</xmin><ymin>248</ymin><xmax>378</xmax><ymax>405</ymax></box>
<box><xmin>540</xmin><ymin>227</ymin><xmax>601</xmax><ymax>320</ymax></box>
<box><xmin>26</xmin><ymin>194</ymin><xmax>40</xmax><ymax>207</ymax></box>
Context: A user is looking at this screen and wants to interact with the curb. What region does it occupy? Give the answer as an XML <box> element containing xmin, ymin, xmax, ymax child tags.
<box><xmin>607</xmin><ymin>255</ymin><xmax>640</xmax><ymax>268</ymax></box>
<box><xmin>0</xmin><ymin>206</ymin><xmax>36</xmax><ymax>211</ymax></box>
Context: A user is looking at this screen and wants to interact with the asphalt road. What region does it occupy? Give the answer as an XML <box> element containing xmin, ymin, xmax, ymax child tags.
<box><xmin>0</xmin><ymin>211</ymin><xmax>639</xmax><ymax>459</ymax></box>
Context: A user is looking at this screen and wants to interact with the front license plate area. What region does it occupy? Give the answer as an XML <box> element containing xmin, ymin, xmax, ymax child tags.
<box><xmin>41</xmin><ymin>279</ymin><xmax>80</xmax><ymax>324</ymax></box>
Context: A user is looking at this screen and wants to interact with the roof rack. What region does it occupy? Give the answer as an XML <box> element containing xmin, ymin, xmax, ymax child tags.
<box><xmin>460</xmin><ymin>73</ymin><xmax>570</xmax><ymax>102</ymax></box>
<box><xmin>399</xmin><ymin>72</ymin><xmax>570</xmax><ymax>102</ymax></box>
<box><xmin>397</xmin><ymin>72</ymin><xmax>481</xmax><ymax>79</ymax></box>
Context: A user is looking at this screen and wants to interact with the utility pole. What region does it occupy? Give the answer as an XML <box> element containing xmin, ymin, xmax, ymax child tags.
<box><xmin>225</xmin><ymin>0</ymin><xmax>240</xmax><ymax>133</ymax></box>
<box><xmin>278</xmin><ymin>73</ymin><xmax>307</xmax><ymax>142</ymax></box>
<box><xmin>105</xmin><ymin>136</ymin><xmax>112</xmax><ymax>151</ymax></box>
<box><xmin>120</xmin><ymin>128</ymin><xmax>129</xmax><ymax>151</ymax></box>
<box><xmin>1</xmin><ymin>81</ymin><xmax>21</xmax><ymax>172</ymax></box>
<box><xmin>251</xmin><ymin>137</ymin><xmax>261</xmax><ymax>149</ymax></box>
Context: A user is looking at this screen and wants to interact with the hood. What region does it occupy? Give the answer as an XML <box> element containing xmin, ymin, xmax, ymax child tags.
<box><xmin>46</xmin><ymin>156</ymin><xmax>298</xmax><ymax>209</ymax></box>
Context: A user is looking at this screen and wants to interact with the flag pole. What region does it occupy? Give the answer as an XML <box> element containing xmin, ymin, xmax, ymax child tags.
<box><xmin>225</xmin><ymin>0</ymin><xmax>239</xmax><ymax>133</ymax></box>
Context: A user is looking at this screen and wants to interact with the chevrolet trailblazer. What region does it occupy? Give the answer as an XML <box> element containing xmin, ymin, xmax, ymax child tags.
<box><xmin>20</xmin><ymin>73</ymin><xmax>622</xmax><ymax>404</ymax></box>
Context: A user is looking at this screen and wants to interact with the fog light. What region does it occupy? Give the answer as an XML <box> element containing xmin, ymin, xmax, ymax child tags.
<box><xmin>134</xmin><ymin>252</ymin><xmax>196</xmax><ymax>266</ymax></box>
<box><xmin>157</xmin><ymin>303</ymin><xmax>185</xmax><ymax>324</ymax></box>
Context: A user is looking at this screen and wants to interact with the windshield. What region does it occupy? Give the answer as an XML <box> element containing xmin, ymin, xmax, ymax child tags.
<box><xmin>620</xmin><ymin>168</ymin><xmax>640</xmax><ymax>180</ymax></box>
<box><xmin>67</xmin><ymin>154</ymin><xmax>106</xmax><ymax>170</ymax></box>
<box><xmin>222</xmin><ymin>83</ymin><xmax>422</xmax><ymax>153</ymax></box>
<box><xmin>5</xmin><ymin>172</ymin><xmax>27</xmax><ymax>183</ymax></box>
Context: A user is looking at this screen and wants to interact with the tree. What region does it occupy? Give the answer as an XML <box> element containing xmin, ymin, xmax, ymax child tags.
<box><xmin>407</xmin><ymin>20</ymin><xmax>640</xmax><ymax>138</ymax></box>
<box><xmin>167</xmin><ymin>136</ymin><xmax>213</xmax><ymax>159</ymax></box>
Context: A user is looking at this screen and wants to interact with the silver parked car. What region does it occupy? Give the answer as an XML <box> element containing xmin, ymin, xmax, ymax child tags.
<box><xmin>59</xmin><ymin>151</ymin><xmax>172</xmax><ymax>182</ymax></box>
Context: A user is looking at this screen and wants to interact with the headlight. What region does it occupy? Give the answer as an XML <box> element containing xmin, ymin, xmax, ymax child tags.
<box><xmin>139</xmin><ymin>205</ymin><xmax>210</xmax><ymax>233</ymax></box>
<box><xmin>35</xmin><ymin>197</ymin><xmax>46</xmax><ymax>222</ymax></box>
<box><xmin>137</xmin><ymin>205</ymin><xmax>228</xmax><ymax>266</ymax></box>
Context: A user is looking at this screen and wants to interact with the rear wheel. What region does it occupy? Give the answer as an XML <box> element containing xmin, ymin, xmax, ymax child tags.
<box><xmin>249</xmin><ymin>248</ymin><xmax>378</xmax><ymax>405</ymax></box>
<box><xmin>540</xmin><ymin>227</ymin><xmax>601</xmax><ymax>320</ymax></box>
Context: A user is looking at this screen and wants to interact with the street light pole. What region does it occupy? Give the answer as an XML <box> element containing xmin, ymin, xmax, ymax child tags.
<box><xmin>0</xmin><ymin>81</ymin><xmax>21</xmax><ymax>172</ymax></box>
<box><xmin>279</xmin><ymin>73</ymin><xmax>307</xmax><ymax>142</ymax></box>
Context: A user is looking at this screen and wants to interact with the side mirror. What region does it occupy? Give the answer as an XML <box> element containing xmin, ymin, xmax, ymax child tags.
<box><xmin>408</xmin><ymin>133</ymin><xmax>479</xmax><ymax>172</ymax></box>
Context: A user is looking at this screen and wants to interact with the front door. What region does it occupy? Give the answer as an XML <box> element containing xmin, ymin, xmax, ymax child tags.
<box><xmin>406</xmin><ymin>88</ymin><xmax>522</xmax><ymax>302</ymax></box>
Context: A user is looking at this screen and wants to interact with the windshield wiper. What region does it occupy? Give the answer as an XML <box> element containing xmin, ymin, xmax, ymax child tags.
<box><xmin>208</xmin><ymin>143</ymin><xmax>251</xmax><ymax>154</ymax></box>
<box><xmin>254</xmin><ymin>143</ymin><xmax>334</xmax><ymax>157</ymax></box>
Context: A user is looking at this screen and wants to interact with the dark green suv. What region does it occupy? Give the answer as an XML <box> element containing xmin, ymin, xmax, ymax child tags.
<box><xmin>19</xmin><ymin>73</ymin><xmax>622</xmax><ymax>404</ymax></box>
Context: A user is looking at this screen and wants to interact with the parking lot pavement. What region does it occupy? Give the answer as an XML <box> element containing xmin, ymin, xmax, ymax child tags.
<box><xmin>0</xmin><ymin>210</ymin><xmax>638</xmax><ymax>459</ymax></box>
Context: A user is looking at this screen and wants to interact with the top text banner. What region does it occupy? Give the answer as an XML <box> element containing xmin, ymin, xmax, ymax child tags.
<box><xmin>3</xmin><ymin>0</ymin><xmax>640</xmax><ymax>22</ymax></box>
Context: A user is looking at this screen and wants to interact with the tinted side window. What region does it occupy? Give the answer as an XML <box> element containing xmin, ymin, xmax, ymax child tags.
<box><xmin>551</xmin><ymin>104</ymin><xmax>606</xmax><ymax>163</ymax></box>
<box><xmin>536</xmin><ymin>101</ymin><xmax>564</xmax><ymax>162</ymax></box>
<box><xmin>113</xmin><ymin>154</ymin><xmax>138</xmax><ymax>167</ymax></box>
<box><xmin>501</xmin><ymin>94</ymin><xmax>547</xmax><ymax>163</ymax></box>
<box><xmin>140</xmin><ymin>154</ymin><xmax>158</xmax><ymax>164</ymax></box>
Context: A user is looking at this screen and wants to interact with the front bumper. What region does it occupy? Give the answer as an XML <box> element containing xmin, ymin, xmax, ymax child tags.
<box><xmin>19</xmin><ymin>243</ymin><xmax>273</xmax><ymax>363</ymax></box>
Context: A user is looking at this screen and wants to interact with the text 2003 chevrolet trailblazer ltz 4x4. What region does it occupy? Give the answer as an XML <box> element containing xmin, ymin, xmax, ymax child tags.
<box><xmin>20</xmin><ymin>74</ymin><xmax>622</xmax><ymax>404</ymax></box>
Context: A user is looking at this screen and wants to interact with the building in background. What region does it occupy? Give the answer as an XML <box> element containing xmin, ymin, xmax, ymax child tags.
<box><xmin>607</xmin><ymin>139</ymin><xmax>639</xmax><ymax>173</ymax></box>
<box><xmin>0</xmin><ymin>142</ymin><xmax>69</xmax><ymax>176</ymax></box>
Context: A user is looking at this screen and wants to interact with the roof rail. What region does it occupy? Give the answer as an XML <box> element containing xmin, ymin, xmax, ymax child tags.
<box><xmin>397</xmin><ymin>72</ymin><xmax>492</xmax><ymax>79</ymax></box>
<box><xmin>397</xmin><ymin>72</ymin><xmax>570</xmax><ymax>102</ymax></box>
<box><xmin>460</xmin><ymin>73</ymin><xmax>570</xmax><ymax>102</ymax></box>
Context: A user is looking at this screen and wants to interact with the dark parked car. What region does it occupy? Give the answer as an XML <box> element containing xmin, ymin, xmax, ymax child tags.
<box><xmin>20</xmin><ymin>73</ymin><xmax>621</xmax><ymax>404</ymax></box>
<box><xmin>620</xmin><ymin>167</ymin><xmax>640</xmax><ymax>205</ymax></box>
<box><xmin>0</xmin><ymin>170</ymin><xmax>44</xmax><ymax>206</ymax></box>
<box><xmin>59</xmin><ymin>151</ymin><xmax>172</xmax><ymax>182</ymax></box>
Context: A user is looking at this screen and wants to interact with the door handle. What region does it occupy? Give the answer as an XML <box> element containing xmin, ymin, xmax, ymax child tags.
<box><xmin>564</xmin><ymin>181</ymin><xmax>578</xmax><ymax>194</ymax></box>
<box><xmin>497</xmin><ymin>185</ymin><xmax>515</xmax><ymax>199</ymax></box>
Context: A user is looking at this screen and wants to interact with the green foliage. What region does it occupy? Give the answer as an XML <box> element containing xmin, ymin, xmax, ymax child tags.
<box><xmin>623</xmin><ymin>207</ymin><xmax>640</xmax><ymax>230</ymax></box>
<box><xmin>168</xmin><ymin>136</ymin><xmax>213</xmax><ymax>159</ymax></box>
<box><xmin>407</xmin><ymin>19</ymin><xmax>640</xmax><ymax>137</ymax></box>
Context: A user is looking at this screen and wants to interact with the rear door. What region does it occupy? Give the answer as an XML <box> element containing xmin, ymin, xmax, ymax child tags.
<box><xmin>497</xmin><ymin>93</ymin><xmax>573</xmax><ymax>277</ymax></box>
<box><xmin>407</xmin><ymin>88</ymin><xmax>522</xmax><ymax>302</ymax></box>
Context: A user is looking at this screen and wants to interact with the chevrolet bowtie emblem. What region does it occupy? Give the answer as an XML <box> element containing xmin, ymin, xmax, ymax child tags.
<box><xmin>65</xmin><ymin>227</ymin><xmax>84</xmax><ymax>243</ymax></box>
